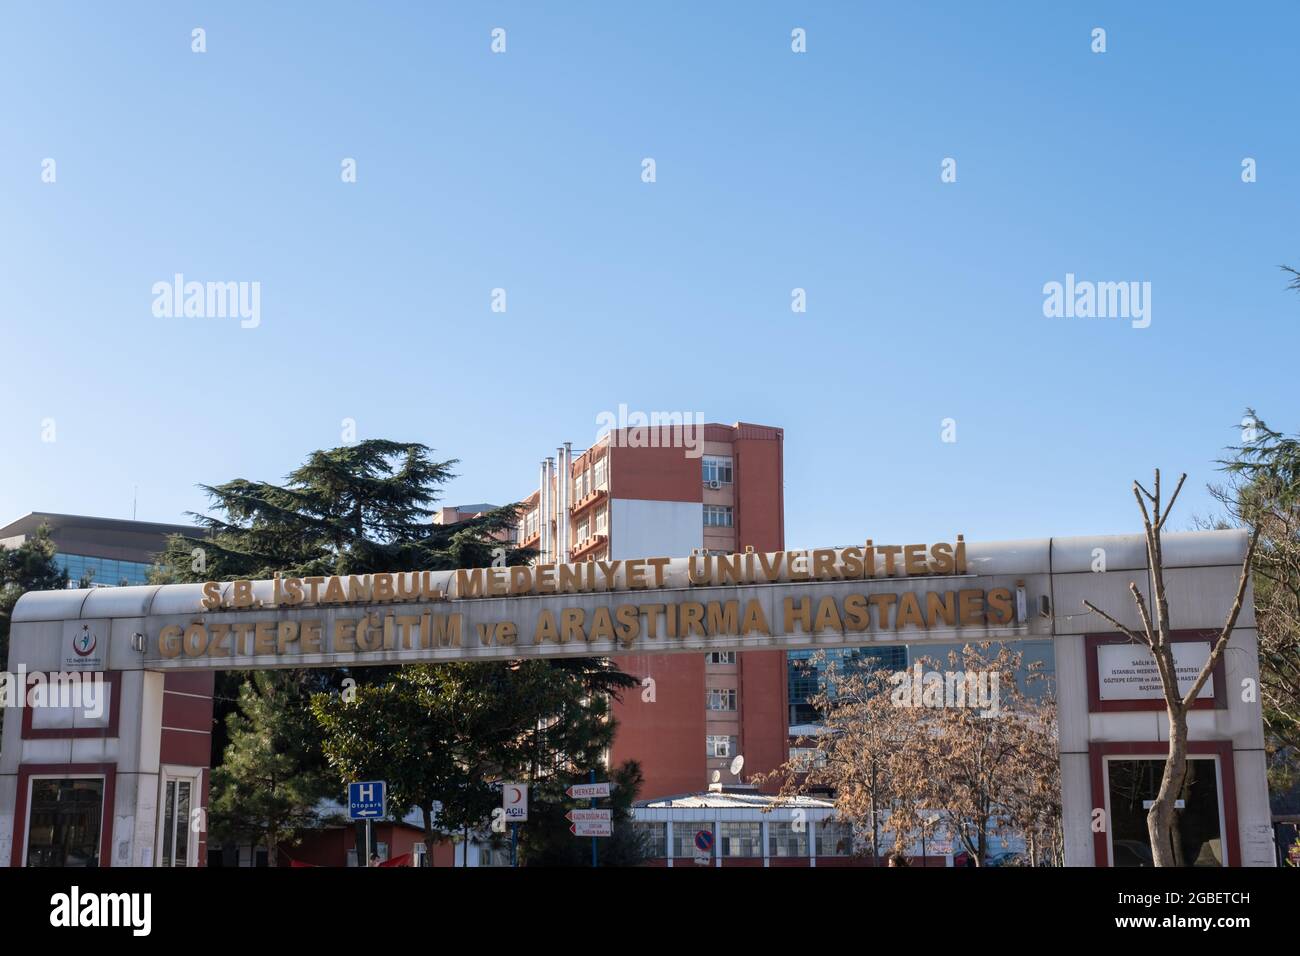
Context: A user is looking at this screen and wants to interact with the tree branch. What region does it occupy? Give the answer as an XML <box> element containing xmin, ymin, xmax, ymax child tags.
<box><xmin>1156</xmin><ymin>473</ymin><xmax>1188</xmax><ymax>532</ymax></box>
<box><xmin>1182</xmin><ymin>527</ymin><xmax>1260</xmax><ymax>707</ymax></box>
<box><xmin>1082</xmin><ymin>599</ymin><xmax>1149</xmax><ymax>647</ymax></box>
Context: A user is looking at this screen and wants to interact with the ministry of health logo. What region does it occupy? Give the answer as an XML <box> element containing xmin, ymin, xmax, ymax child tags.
<box><xmin>73</xmin><ymin>624</ymin><xmax>97</xmax><ymax>657</ymax></box>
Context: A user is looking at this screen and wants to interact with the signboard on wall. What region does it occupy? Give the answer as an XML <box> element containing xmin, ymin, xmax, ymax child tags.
<box><xmin>138</xmin><ymin>541</ymin><xmax>1035</xmax><ymax>671</ymax></box>
<box><xmin>1097</xmin><ymin>641</ymin><xmax>1214</xmax><ymax>701</ymax></box>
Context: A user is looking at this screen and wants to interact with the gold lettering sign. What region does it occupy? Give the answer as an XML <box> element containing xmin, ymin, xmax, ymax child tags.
<box><xmin>196</xmin><ymin>541</ymin><xmax>967</xmax><ymax>610</ymax></box>
<box><xmin>156</xmin><ymin>583</ymin><xmax>1016</xmax><ymax>664</ymax></box>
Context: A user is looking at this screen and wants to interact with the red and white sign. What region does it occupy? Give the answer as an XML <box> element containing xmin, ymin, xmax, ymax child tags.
<box><xmin>565</xmin><ymin>809</ymin><xmax>611</xmax><ymax>823</ymax></box>
<box><xmin>566</xmin><ymin>782</ymin><xmax>611</xmax><ymax>799</ymax></box>
<box><xmin>502</xmin><ymin>783</ymin><xmax>528</xmax><ymax>822</ymax></box>
<box><xmin>569</xmin><ymin>820</ymin><xmax>612</xmax><ymax>837</ymax></box>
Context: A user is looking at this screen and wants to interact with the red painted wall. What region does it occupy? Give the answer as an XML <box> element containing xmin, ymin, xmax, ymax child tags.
<box><xmin>606</xmin><ymin>423</ymin><xmax>788</xmax><ymax>799</ymax></box>
<box><xmin>610</xmin><ymin>652</ymin><xmax>706</xmax><ymax>799</ymax></box>
<box><xmin>160</xmin><ymin>671</ymin><xmax>214</xmax><ymax>766</ymax></box>
<box><xmin>739</xmin><ymin>650</ymin><xmax>789</xmax><ymax>790</ymax></box>
<box><xmin>732</xmin><ymin>424</ymin><xmax>787</xmax><ymax>788</ymax></box>
<box><xmin>608</xmin><ymin>435</ymin><xmax>703</xmax><ymax>503</ymax></box>
<box><xmin>281</xmin><ymin>823</ymin><xmax>456</xmax><ymax>867</ymax></box>
<box><xmin>732</xmin><ymin>423</ymin><xmax>784</xmax><ymax>553</ymax></box>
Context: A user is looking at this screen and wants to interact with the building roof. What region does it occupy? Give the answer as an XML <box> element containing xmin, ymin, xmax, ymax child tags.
<box><xmin>0</xmin><ymin>511</ymin><xmax>202</xmax><ymax>539</ymax></box>
<box><xmin>635</xmin><ymin>787</ymin><xmax>834</xmax><ymax>810</ymax></box>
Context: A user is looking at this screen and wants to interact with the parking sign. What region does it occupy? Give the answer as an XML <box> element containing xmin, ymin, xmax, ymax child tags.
<box><xmin>348</xmin><ymin>781</ymin><xmax>386</xmax><ymax>820</ymax></box>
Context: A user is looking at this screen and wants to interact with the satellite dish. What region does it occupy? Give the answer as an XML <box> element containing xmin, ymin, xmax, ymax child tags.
<box><xmin>710</xmin><ymin>770</ymin><xmax>721</xmax><ymax>784</ymax></box>
<box><xmin>730</xmin><ymin>755</ymin><xmax>745</xmax><ymax>777</ymax></box>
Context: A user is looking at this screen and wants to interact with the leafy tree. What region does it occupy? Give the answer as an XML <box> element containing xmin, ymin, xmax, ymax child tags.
<box><xmin>208</xmin><ymin>672</ymin><xmax>332</xmax><ymax>863</ymax></box>
<box><xmin>1212</xmin><ymin>410</ymin><xmax>1300</xmax><ymax>801</ymax></box>
<box><xmin>1</xmin><ymin>523</ymin><xmax>69</xmax><ymax>668</ymax></box>
<box><xmin>154</xmin><ymin>438</ymin><xmax>635</xmax><ymax>865</ymax></box>
<box><xmin>0</xmin><ymin>524</ymin><xmax>70</xmax><ymax>738</ymax></box>
<box><xmin>150</xmin><ymin>440</ymin><xmax>534</xmax><ymax>862</ymax></box>
<box><xmin>153</xmin><ymin>439</ymin><xmax>522</xmax><ymax>581</ymax></box>
<box><xmin>313</xmin><ymin>657</ymin><xmax>638</xmax><ymax>865</ymax></box>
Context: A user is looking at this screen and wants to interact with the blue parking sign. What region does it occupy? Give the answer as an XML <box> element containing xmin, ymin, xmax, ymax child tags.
<box><xmin>348</xmin><ymin>781</ymin><xmax>386</xmax><ymax>820</ymax></box>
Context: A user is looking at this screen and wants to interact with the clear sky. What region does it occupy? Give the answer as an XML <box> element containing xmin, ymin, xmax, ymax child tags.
<box><xmin>1</xmin><ymin>2</ymin><xmax>1296</xmax><ymax>548</ymax></box>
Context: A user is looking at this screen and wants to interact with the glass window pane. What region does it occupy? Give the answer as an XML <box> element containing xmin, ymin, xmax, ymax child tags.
<box><xmin>1107</xmin><ymin>758</ymin><xmax>1222</xmax><ymax>867</ymax></box>
<box><xmin>25</xmin><ymin>778</ymin><xmax>103</xmax><ymax>867</ymax></box>
<box><xmin>175</xmin><ymin>781</ymin><xmax>191</xmax><ymax>866</ymax></box>
<box><xmin>162</xmin><ymin>780</ymin><xmax>176</xmax><ymax>867</ymax></box>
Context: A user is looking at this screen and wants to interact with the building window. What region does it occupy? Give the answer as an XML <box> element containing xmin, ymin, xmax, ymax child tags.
<box><xmin>54</xmin><ymin>553</ymin><xmax>151</xmax><ymax>587</ymax></box>
<box><xmin>24</xmin><ymin>778</ymin><xmax>103</xmax><ymax>867</ymax></box>
<box><xmin>787</xmin><ymin>645</ymin><xmax>907</xmax><ymax>725</ymax></box>
<box><xmin>768</xmin><ymin>822</ymin><xmax>810</xmax><ymax>858</ymax></box>
<box><xmin>707</xmin><ymin>651</ymin><xmax>736</xmax><ymax>665</ymax></box>
<box><xmin>789</xmin><ymin>747</ymin><xmax>827</xmax><ymax>770</ymax></box>
<box><xmin>702</xmin><ymin>456</ymin><xmax>733</xmax><ymax>485</ymax></box>
<box><xmin>593</xmin><ymin>457</ymin><xmax>607</xmax><ymax>489</ymax></box>
<box><xmin>706</xmin><ymin>734</ymin><xmax>735</xmax><ymax>758</ymax></box>
<box><xmin>1106</xmin><ymin>757</ymin><xmax>1223</xmax><ymax>867</ymax></box>
<box><xmin>576</xmin><ymin>517</ymin><xmax>589</xmax><ymax>542</ymax></box>
<box><xmin>632</xmin><ymin>821</ymin><xmax>667</xmax><ymax>858</ymax></box>
<box><xmin>159</xmin><ymin>777</ymin><xmax>192</xmax><ymax>867</ymax></box>
<box><xmin>719</xmin><ymin>822</ymin><xmax>761</xmax><ymax>857</ymax></box>
<box><xmin>671</xmin><ymin>823</ymin><xmax>713</xmax><ymax>860</ymax></box>
<box><xmin>595</xmin><ymin>506</ymin><xmax>607</xmax><ymax>535</ymax></box>
<box><xmin>703</xmin><ymin>505</ymin><xmax>733</xmax><ymax>528</ymax></box>
<box><xmin>706</xmin><ymin>688</ymin><xmax>737</xmax><ymax>711</ymax></box>
<box><xmin>816</xmin><ymin>821</ymin><xmax>854</xmax><ymax>857</ymax></box>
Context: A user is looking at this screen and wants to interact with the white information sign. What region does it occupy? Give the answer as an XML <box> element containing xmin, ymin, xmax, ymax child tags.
<box><xmin>1097</xmin><ymin>642</ymin><xmax>1214</xmax><ymax>701</ymax></box>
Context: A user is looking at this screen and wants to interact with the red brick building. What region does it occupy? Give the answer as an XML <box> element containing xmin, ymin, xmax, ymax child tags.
<box><xmin>513</xmin><ymin>421</ymin><xmax>788</xmax><ymax>799</ymax></box>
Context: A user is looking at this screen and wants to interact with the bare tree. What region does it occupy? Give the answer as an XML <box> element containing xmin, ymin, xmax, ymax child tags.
<box><xmin>905</xmin><ymin>644</ymin><xmax>1058</xmax><ymax>866</ymax></box>
<box><xmin>761</xmin><ymin>658</ymin><xmax>917</xmax><ymax>862</ymax></box>
<box><xmin>759</xmin><ymin>645</ymin><xmax>1060</xmax><ymax>866</ymax></box>
<box><xmin>1083</xmin><ymin>469</ymin><xmax>1259</xmax><ymax>867</ymax></box>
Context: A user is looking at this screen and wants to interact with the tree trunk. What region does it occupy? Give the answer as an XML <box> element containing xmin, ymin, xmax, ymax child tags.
<box><xmin>421</xmin><ymin>803</ymin><xmax>435</xmax><ymax>868</ymax></box>
<box><xmin>1147</xmin><ymin>701</ymin><xmax>1189</xmax><ymax>866</ymax></box>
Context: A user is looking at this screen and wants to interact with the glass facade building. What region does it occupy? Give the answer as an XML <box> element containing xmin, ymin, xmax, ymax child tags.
<box><xmin>787</xmin><ymin>645</ymin><xmax>908</xmax><ymax>725</ymax></box>
<box><xmin>787</xmin><ymin>640</ymin><xmax>1057</xmax><ymax>726</ymax></box>
<box><xmin>54</xmin><ymin>552</ymin><xmax>152</xmax><ymax>587</ymax></box>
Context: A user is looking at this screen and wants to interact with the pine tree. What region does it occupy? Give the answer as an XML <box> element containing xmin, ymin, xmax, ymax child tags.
<box><xmin>208</xmin><ymin>672</ymin><xmax>332</xmax><ymax>863</ymax></box>
<box><xmin>153</xmin><ymin>438</ymin><xmax>635</xmax><ymax>865</ymax></box>
<box><xmin>0</xmin><ymin>524</ymin><xmax>70</xmax><ymax>737</ymax></box>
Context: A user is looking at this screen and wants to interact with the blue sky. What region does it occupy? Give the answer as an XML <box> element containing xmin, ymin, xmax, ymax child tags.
<box><xmin>1</xmin><ymin>2</ymin><xmax>1296</xmax><ymax>547</ymax></box>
